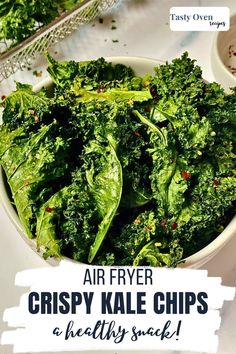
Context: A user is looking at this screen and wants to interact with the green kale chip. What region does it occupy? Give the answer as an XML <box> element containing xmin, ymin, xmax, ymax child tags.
<box><xmin>1</xmin><ymin>83</ymin><xmax>51</xmax><ymax>131</ymax></box>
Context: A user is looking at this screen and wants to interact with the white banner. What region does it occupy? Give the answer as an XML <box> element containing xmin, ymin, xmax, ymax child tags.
<box><xmin>170</xmin><ymin>7</ymin><xmax>229</xmax><ymax>31</ymax></box>
<box><xmin>1</xmin><ymin>261</ymin><xmax>235</xmax><ymax>353</ymax></box>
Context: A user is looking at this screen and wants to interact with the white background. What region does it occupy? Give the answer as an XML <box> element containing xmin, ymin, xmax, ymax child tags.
<box><xmin>0</xmin><ymin>1</ymin><xmax>236</xmax><ymax>354</ymax></box>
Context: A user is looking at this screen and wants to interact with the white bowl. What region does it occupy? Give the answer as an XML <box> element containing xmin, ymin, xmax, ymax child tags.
<box><xmin>211</xmin><ymin>14</ymin><xmax>236</xmax><ymax>92</ymax></box>
<box><xmin>0</xmin><ymin>56</ymin><xmax>235</xmax><ymax>268</ymax></box>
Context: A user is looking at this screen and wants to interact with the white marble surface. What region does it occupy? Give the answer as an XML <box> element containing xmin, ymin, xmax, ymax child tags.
<box><xmin>0</xmin><ymin>1</ymin><xmax>236</xmax><ymax>353</ymax></box>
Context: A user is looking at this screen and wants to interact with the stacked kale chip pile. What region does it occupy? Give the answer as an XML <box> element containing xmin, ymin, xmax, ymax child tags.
<box><xmin>0</xmin><ymin>0</ymin><xmax>83</xmax><ymax>44</ymax></box>
<box><xmin>0</xmin><ymin>53</ymin><xmax>235</xmax><ymax>266</ymax></box>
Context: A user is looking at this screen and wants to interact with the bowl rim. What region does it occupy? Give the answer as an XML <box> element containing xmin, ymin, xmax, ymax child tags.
<box><xmin>0</xmin><ymin>55</ymin><xmax>235</xmax><ymax>269</ymax></box>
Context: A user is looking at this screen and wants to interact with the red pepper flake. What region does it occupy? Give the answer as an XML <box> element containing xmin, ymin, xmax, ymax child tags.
<box><xmin>134</xmin><ymin>130</ymin><xmax>141</xmax><ymax>137</ymax></box>
<box><xmin>181</xmin><ymin>170</ymin><xmax>191</xmax><ymax>180</ymax></box>
<box><xmin>160</xmin><ymin>219</ymin><xmax>167</xmax><ymax>226</ymax></box>
<box><xmin>97</xmin><ymin>84</ymin><xmax>106</xmax><ymax>93</ymax></box>
<box><xmin>228</xmin><ymin>44</ymin><xmax>234</xmax><ymax>58</ymax></box>
<box><xmin>45</xmin><ymin>207</ymin><xmax>55</xmax><ymax>213</ymax></box>
<box><xmin>144</xmin><ymin>106</ymin><xmax>151</xmax><ymax>112</ymax></box>
<box><xmin>172</xmin><ymin>221</ymin><xmax>177</xmax><ymax>230</ymax></box>
<box><xmin>150</xmin><ymin>86</ymin><xmax>158</xmax><ymax>99</ymax></box>
<box><xmin>213</xmin><ymin>179</ymin><xmax>220</xmax><ymax>188</ymax></box>
<box><xmin>1</xmin><ymin>95</ymin><xmax>6</xmax><ymax>100</ymax></box>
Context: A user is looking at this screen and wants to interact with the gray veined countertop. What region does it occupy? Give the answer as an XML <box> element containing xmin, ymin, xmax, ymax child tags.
<box><xmin>0</xmin><ymin>1</ymin><xmax>236</xmax><ymax>354</ymax></box>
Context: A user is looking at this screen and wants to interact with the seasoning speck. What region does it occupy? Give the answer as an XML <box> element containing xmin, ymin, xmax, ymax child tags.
<box><xmin>112</xmin><ymin>39</ymin><xmax>119</xmax><ymax>43</ymax></box>
<box><xmin>150</xmin><ymin>86</ymin><xmax>158</xmax><ymax>99</ymax></box>
<box><xmin>99</xmin><ymin>18</ymin><xmax>103</xmax><ymax>24</ymax></box>
<box><xmin>144</xmin><ymin>106</ymin><xmax>151</xmax><ymax>112</ymax></box>
<box><xmin>33</xmin><ymin>70</ymin><xmax>43</xmax><ymax>78</ymax></box>
<box><xmin>97</xmin><ymin>84</ymin><xmax>106</xmax><ymax>93</ymax></box>
<box><xmin>133</xmin><ymin>218</ymin><xmax>141</xmax><ymax>225</ymax></box>
<box><xmin>45</xmin><ymin>207</ymin><xmax>55</xmax><ymax>213</ymax></box>
<box><xmin>181</xmin><ymin>170</ymin><xmax>191</xmax><ymax>180</ymax></box>
<box><xmin>34</xmin><ymin>115</ymin><xmax>39</xmax><ymax>124</ymax></box>
<box><xmin>172</xmin><ymin>221</ymin><xmax>177</xmax><ymax>230</ymax></box>
<box><xmin>28</xmin><ymin>109</ymin><xmax>35</xmax><ymax>115</ymax></box>
<box><xmin>111</xmin><ymin>26</ymin><xmax>117</xmax><ymax>30</ymax></box>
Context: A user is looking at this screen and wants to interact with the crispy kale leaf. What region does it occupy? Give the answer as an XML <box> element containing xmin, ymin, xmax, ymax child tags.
<box><xmin>36</xmin><ymin>174</ymin><xmax>98</xmax><ymax>260</ymax></box>
<box><xmin>36</xmin><ymin>138</ymin><xmax>122</xmax><ymax>262</ymax></box>
<box><xmin>85</xmin><ymin>139</ymin><xmax>122</xmax><ymax>263</ymax></box>
<box><xmin>1</xmin><ymin>83</ymin><xmax>51</xmax><ymax>131</ymax></box>
<box><xmin>109</xmin><ymin>211</ymin><xmax>183</xmax><ymax>266</ymax></box>
<box><xmin>47</xmin><ymin>54</ymin><xmax>134</xmax><ymax>91</ymax></box>
<box><xmin>0</xmin><ymin>123</ymin><xmax>71</xmax><ymax>238</ymax></box>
